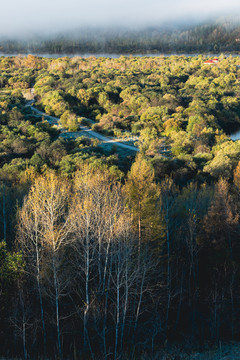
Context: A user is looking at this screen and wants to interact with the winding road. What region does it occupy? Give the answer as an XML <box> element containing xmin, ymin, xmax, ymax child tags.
<box><xmin>25</xmin><ymin>100</ymin><xmax>139</xmax><ymax>153</ymax></box>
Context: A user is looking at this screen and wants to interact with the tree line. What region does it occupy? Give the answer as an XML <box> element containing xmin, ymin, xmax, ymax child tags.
<box><xmin>0</xmin><ymin>21</ymin><xmax>240</xmax><ymax>54</ymax></box>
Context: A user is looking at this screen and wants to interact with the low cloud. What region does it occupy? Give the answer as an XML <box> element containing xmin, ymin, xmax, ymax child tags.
<box><xmin>1</xmin><ymin>0</ymin><xmax>240</xmax><ymax>37</ymax></box>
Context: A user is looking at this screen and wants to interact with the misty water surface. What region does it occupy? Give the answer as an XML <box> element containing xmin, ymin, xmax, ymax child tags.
<box><xmin>1</xmin><ymin>53</ymin><xmax>239</xmax><ymax>58</ymax></box>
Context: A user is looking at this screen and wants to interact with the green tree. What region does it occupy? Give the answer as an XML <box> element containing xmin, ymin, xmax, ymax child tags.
<box><xmin>125</xmin><ymin>154</ymin><xmax>163</xmax><ymax>252</ymax></box>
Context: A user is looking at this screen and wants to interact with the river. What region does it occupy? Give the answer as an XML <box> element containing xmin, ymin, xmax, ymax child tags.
<box><xmin>230</xmin><ymin>129</ymin><xmax>240</xmax><ymax>141</ymax></box>
<box><xmin>0</xmin><ymin>52</ymin><xmax>239</xmax><ymax>59</ymax></box>
<box><xmin>0</xmin><ymin>52</ymin><xmax>201</xmax><ymax>58</ymax></box>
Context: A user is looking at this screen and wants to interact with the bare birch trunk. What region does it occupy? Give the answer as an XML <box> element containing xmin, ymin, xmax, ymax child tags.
<box><xmin>53</xmin><ymin>256</ymin><xmax>62</xmax><ymax>360</ymax></box>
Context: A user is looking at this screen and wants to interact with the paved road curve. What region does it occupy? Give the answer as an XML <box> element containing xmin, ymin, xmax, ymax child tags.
<box><xmin>25</xmin><ymin>100</ymin><xmax>139</xmax><ymax>153</ymax></box>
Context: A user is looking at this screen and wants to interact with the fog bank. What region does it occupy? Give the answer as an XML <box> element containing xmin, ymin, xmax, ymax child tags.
<box><xmin>1</xmin><ymin>0</ymin><xmax>240</xmax><ymax>37</ymax></box>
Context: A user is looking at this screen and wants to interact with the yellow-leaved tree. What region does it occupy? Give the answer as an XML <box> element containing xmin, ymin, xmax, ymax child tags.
<box><xmin>17</xmin><ymin>172</ymin><xmax>72</xmax><ymax>360</ymax></box>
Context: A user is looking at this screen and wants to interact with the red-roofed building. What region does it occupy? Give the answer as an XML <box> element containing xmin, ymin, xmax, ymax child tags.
<box><xmin>204</xmin><ymin>58</ymin><xmax>219</xmax><ymax>65</ymax></box>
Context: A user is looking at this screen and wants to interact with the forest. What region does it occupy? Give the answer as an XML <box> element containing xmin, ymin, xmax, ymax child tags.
<box><xmin>0</xmin><ymin>21</ymin><xmax>240</xmax><ymax>55</ymax></box>
<box><xmin>0</xmin><ymin>54</ymin><xmax>240</xmax><ymax>359</ymax></box>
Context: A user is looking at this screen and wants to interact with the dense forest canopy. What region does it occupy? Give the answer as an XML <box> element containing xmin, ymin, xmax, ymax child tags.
<box><xmin>1</xmin><ymin>54</ymin><xmax>239</xmax><ymax>182</ymax></box>
<box><xmin>0</xmin><ymin>54</ymin><xmax>240</xmax><ymax>359</ymax></box>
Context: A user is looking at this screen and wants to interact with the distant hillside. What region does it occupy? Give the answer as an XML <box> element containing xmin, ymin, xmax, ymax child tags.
<box><xmin>0</xmin><ymin>19</ymin><xmax>239</xmax><ymax>54</ymax></box>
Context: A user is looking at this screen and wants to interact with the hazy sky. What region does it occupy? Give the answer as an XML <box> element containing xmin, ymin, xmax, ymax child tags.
<box><xmin>2</xmin><ymin>0</ymin><xmax>240</xmax><ymax>37</ymax></box>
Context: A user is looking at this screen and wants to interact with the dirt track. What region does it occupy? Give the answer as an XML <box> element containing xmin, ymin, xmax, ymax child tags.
<box><xmin>26</xmin><ymin>101</ymin><xmax>139</xmax><ymax>153</ymax></box>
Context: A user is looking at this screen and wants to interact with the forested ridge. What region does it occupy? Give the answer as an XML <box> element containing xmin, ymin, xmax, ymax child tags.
<box><xmin>0</xmin><ymin>54</ymin><xmax>240</xmax><ymax>359</ymax></box>
<box><xmin>1</xmin><ymin>21</ymin><xmax>240</xmax><ymax>55</ymax></box>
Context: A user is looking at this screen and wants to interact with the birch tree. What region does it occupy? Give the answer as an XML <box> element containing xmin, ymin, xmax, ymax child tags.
<box><xmin>17</xmin><ymin>173</ymin><xmax>73</xmax><ymax>360</ymax></box>
<box><xmin>70</xmin><ymin>167</ymin><xmax>125</xmax><ymax>354</ymax></box>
